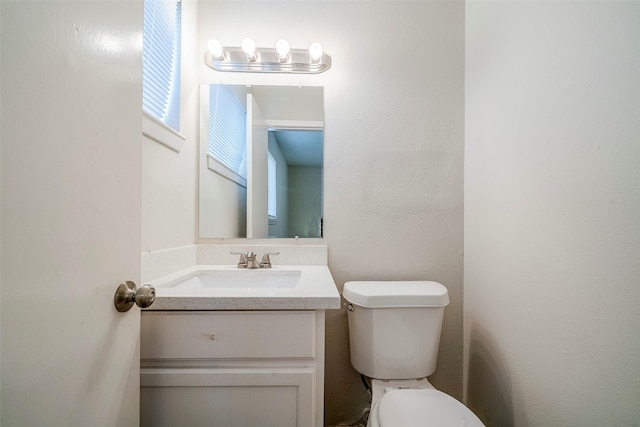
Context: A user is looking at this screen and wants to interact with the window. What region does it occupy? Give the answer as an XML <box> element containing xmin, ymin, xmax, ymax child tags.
<box><xmin>142</xmin><ymin>0</ymin><xmax>184</xmax><ymax>150</ymax></box>
<box><xmin>268</xmin><ymin>152</ymin><xmax>277</xmax><ymax>222</ymax></box>
<box><xmin>207</xmin><ymin>85</ymin><xmax>247</xmax><ymax>186</ymax></box>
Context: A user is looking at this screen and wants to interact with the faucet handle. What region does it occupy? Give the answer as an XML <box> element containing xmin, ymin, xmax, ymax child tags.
<box><xmin>230</xmin><ymin>251</ymin><xmax>248</xmax><ymax>268</ymax></box>
<box><xmin>259</xmin><ymin>252</ymin><xmax>280</xmax><ymax>268</ymax></box>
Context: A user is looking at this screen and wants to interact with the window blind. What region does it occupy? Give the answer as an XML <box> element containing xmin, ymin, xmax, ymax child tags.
<box><xmin>143</xmin><ymin>0</ymin><xmax>181</xmax><ymax>132</ymax></box>
<box><xmin>208</xmin><ymin>85</ymin><xmax>247</xmax><ymax>179</ymax></box>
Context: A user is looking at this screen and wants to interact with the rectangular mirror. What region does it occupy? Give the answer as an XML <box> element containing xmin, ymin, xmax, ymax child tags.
<box><xmin>199</xmin><ymin>84</ymin><xmax>324</xmax><ymax>238</ymax></box>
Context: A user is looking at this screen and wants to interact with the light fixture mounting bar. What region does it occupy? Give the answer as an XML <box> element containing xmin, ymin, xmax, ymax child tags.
<box><xmin>205</xmin><ymin>48</ymin><xmax>331</xmax><ymax>74</ymax></box>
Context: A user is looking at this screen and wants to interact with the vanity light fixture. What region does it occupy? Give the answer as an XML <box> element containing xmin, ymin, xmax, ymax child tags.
<box><xmin>205</xmin><ymin>38</ymin><xmax>331</xmax><ymax>74</ymax></box>
<box><xmin>241</xmin><ymin>37</ymin><xmax>257</xmax><ymax>62</ymax></box>
<box><xmin>309</xmin><ymin>42</ymin><xmax>323</xmax><ymax>64</ymax></box>
<box><xmin>207</xmin><ymin>39</ymin><xmax>224</xmax><ymax>60</ymax></box>
<box><xmin>276</xmin><ymin>39</ymin><xmax>290</xmax><ymax>63</ymax></box>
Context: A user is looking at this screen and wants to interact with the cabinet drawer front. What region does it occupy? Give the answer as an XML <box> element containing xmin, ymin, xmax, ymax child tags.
<box><xmin>141</xmin><ymin>368</ymin><xmax>315</xmax><ymax>427</ymax></box>
<box><xmin>141</xmin><ymin>311</ymin><xmax>316</xmax><ymax>359</ymax></box>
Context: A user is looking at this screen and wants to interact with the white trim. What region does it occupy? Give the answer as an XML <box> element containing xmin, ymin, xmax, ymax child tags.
<box><xmin>267</xmin><ymin>151</ymin><xmax>277</xmax><ymax>219</ymax></box>
<box><xmin>207</xmin><ymin>154</ymin><xmax>247</xmax><ymax>188</ymax></box>
<box><xmin>264</xmin><ymin>119</ymin><xmax>323</xmax><ymax>130</ymax></box>
<box><xmin>143</xmin><ymin>111</ymin><xmax>186</xmax><ymax>152</ymax></box>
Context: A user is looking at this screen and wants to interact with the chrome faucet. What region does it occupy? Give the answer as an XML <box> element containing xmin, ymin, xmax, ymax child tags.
<box><xmin>245</xmin><ymin>251</ymin><xmax>260</xmax><ymax>269</ymax></box>
<box><xmin>231</xmin><ymin>251</ymin><xmax>279</xmax><ymax>269</ymax></box>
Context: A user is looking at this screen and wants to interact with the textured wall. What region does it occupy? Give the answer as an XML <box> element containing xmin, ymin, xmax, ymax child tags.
<box><xmin>465</xmin><ymin>2</ymin><xmax>640</xmax><ymax>425</ymax></box>
<box><xmin>195</xmin><ymin>2</ymin><xmax>464</xmax><ymax>424</ymax></box>
<box><xmin>142</xmin><ymin>1</ymin><xmax>198</xmax><ymax>252</ymax></box>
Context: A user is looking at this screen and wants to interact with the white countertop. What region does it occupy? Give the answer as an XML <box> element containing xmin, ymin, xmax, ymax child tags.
<box><xmin>144</xmin><ymin>265</ymin><xmax>341</xmax><ymax>311</ymax></box>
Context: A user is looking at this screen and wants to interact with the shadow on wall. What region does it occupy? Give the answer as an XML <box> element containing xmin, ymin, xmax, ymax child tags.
<box><xmin>467</xmin><ymin>325</ymin><xmax>518</xmax><ymax>427</ymax></box>
<box><xmin>324</xmin><ymin>305</ymin><xmax>372</xmax><ymax>427</ymax></box>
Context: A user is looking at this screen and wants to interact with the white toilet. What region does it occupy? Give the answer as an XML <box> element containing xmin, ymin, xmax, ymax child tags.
<box><xmin>343</xmin><ymin>281</ymin><xmax>485</xmax><ymax>427</ymax></box>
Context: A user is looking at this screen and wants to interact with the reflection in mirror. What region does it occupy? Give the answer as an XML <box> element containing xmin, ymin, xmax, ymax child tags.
<box><xmin>199</xmin><ymin>84</ymin><xmax>323</xmax><ymax>239</ymax></box>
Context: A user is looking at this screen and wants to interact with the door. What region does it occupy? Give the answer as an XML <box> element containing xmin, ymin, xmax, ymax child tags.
<box><xmin>1</xmin><ymin>2</ymin><xmax>143</xmax><ymax>425</ymax></box>
<box><xmin>246</xmin><ymin>93</ymin><xmax>269</xmax><ymax>238</ymax></box>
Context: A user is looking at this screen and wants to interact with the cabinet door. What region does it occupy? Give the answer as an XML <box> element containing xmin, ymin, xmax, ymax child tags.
<box><xmin>141</xmin><ymin>369</ymin><xmax>315</xmax><ymax>427</ymax></box>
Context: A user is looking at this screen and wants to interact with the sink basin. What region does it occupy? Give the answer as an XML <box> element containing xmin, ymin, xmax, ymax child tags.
<box><xmin>166</xmin><ymin>269</ymin><xmax>301</xmax><ymax>289</ymax></box>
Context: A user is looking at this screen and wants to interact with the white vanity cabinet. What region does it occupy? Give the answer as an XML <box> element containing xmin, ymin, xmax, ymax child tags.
<box><xmin>140</xmin><ymin>310</ymin><xmax>327</xmax><ymax>427</ymax></box>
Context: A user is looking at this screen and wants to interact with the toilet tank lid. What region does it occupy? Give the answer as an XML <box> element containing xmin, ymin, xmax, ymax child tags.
<box><xmin>343</xmin><ymin>281</ymin><xmax>449</xmax><ymax>308</ymax></box>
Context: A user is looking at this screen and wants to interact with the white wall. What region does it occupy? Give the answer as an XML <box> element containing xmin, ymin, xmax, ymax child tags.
<box><xmin>268</xmin><ymin>133</ymin><xmax>289</xmax><ymax>238</ymax></box>
<box><xmin>288</xmin><ymin>166</ymin><xmax>322</xmax><ymax>238</ymax></box>
<box><xmin>465</xmin><ymin>2</ymin><xmax>640</xmax><ymax>425</ymax></box>
<box><xmin>0</xmin><ymin>3</ymin><xmax>3</xmax><ymax>416</ymax></box>
<box><xmin>142</xmin><ymin>1</ymin><xmax>199</xmax><ymax>252</ymax></box>
<box><xmin>196</xmin><ymin>2</ymin><xmax>464</xmax><ymax>424</ymax></box>
<box><xmin>198</xmin><ymin>163</ymin><xmax>247</xmax><ymax>237</ymax></box>
<box><xmin>247</xmin><ymin>94</ymin><xmax>270</xmax><ymax>238</ymax></box>
<box><xmin>198</xmin><ymin>85</ymin><xmax>247</xmax><ymax>238</ymax></box>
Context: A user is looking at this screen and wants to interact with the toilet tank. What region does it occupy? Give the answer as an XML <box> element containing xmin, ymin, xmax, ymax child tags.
<box><xmin>343</xmin><ymin>281</ymin><xmax>449</xmax><ymax>379</ymax></box>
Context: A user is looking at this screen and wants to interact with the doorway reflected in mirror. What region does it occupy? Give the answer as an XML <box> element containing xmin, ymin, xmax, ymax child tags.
<box><xmin>199</xmin><ymin>84</ymin><xmax>324</xmax><ymax>238</ymax></box>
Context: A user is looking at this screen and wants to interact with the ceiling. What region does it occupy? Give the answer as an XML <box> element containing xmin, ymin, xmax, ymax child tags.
<box><xmin>271</xmin><ymin>129</ymin><xmax>323</xmax><ymax>167</ymax></box>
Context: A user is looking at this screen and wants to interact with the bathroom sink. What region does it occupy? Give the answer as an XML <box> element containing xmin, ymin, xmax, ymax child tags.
<box><xmin>145</xmin><ymin>265</ymin><xmax>341</xmax><ymax>310</ymax></box>
<box><xmin>166</xmin><ymin>269</ymin><xmax>301</xmax><ymax>289</ymax></box>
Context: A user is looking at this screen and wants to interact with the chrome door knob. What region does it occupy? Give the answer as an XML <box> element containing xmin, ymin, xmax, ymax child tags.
<box><xmin>114</xmin><ymin>280</ymin><xmax>156</xmax><ymax>312</ymax></box>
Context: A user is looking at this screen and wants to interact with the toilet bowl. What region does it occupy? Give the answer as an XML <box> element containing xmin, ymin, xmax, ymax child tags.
<box><xmin>367</xmin><ymin>379</ymin><xmax>484</xmax><ymax>427</ymax></box>
<box><xmin>343</xmin><ymin>281</ymin><xmax>485</xmax><ymax>427</ymax></box>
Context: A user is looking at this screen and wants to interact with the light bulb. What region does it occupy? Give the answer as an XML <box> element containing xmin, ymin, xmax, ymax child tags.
<box><xmin>241</xmin><ymin>37</ymin><xmax>256</xmax><ymax>61</ymax></box>
<box><xmin>309</xmin><ymin>42</ymin><xmax>323</xmax><ymax>63</ymax></box>
<box><xmin>276</xmin><ymin>39</ymin><xmax>290</xmax><ymax>62</ymax></box>
<box><xmin>207</xmin><ymin>39</ymin><xmax>224</xmax><ymax>60</ymax></box>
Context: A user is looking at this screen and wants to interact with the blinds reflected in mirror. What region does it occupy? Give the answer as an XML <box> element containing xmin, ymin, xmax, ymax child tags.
<box><xmin>208</xmin><ymin>84</ymin><xmax>247</xmax><ymax>185</ymax></box>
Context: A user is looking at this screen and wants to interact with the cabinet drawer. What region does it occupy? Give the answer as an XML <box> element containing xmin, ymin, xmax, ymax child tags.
<box><xmin>141</xmin><ymin>311</ymin><xmax>316</xmax><ymax>359</ymax></box>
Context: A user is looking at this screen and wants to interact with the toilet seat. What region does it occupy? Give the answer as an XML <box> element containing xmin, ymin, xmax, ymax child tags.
<box><xmin>378</xmin><ymin>388</ymin><xmax>484</xmax><ymax>427</ymax></box>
